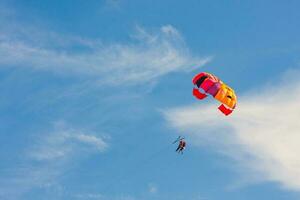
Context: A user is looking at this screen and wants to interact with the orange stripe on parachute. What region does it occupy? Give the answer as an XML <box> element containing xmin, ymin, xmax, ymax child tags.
<box><xmin>214</xmin><ymin>83</ymin><xmax>236</xmax><ymax>109</ymax></box>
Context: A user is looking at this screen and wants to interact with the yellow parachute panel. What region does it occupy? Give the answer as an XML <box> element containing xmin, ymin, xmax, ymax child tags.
<box><xmin>214</xmin><ymin>84</ymin><xmax>236</xmax><ymax>109</ymax></box>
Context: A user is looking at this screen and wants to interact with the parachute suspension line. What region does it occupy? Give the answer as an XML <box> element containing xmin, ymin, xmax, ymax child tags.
<box><xmin>135</xmin><ymin>136</ymin><xmax>184</xmax><ymax>166</ymax></box>
<box><xmin>100</xmin><ymin>140</ymin><xmax>176</xmax><ymax>192</ymax></box>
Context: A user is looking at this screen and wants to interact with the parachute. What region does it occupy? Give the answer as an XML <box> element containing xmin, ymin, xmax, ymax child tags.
<box><xmin>192</xmin><ymin>72</ymin><xmax>237</xmax><ymax>116</ymax></box>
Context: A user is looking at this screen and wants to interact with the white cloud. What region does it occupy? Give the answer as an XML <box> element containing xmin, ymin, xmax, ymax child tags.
<box><xmin>0</xmin><ymin>17</ymin><xmax>211</xmax><ymax>85</ymax></box>
<box><xmin>28</xmin><ymin>123</ymin><xmax>108</xmax><ymax>161</ymax></box>
<box><xmin>0</xmin><ymin>122</ymin><xmax>108</xmax><ymax>199</ymax></box>
<box><xmin>163</xmin><ymin>69</ymin><xmax>300</xmax><ymax>191</ymax></box>
<box><xmin>74</xmin><ymin>193</ymin><xmax>136</xmax><ymax>200</ymax></box>
<box><xmin>74</xmin><ymin>193</ymin><xmax>104</xmax><ymax>199</ymax></box>
<box><xmin>148</xmin><ymin>183</ymin><xmax>158</xmax><ymax>194</ymax></box>
<box><xmin>73</xmin><ymin>133</ymin><xmax>108</xmax><ymax>151</ymax></box>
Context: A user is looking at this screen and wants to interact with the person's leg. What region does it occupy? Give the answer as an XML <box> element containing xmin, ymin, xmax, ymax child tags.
<box><xmin>180</xmin><ymin>147</ymin><xmax>184</xmax><ymax>154</ymax></box>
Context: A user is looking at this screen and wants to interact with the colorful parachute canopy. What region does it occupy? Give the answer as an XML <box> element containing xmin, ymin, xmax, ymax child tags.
<box><xmin>192</xmin><ymin>72</ymin><xmax>237</xmax><ymax>116</ymax></box>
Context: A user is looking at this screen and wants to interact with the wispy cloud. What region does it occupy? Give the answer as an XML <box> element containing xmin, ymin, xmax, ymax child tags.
<box><xmin>74</xmin><ymin>193</ymin><xmax>136</xmax><ymax>200</ymax></box>
<box><xmin>163</xmin><ymin>69</ymin><xmax>300</xmax><ymax>191</ymax></box>
<box><xmin>0</xmin><ymin>12</ymin><xmax>211</xmax><ymax>85</ymax></box>
<box><xmin>28</xmin><ymin>122</ymin><xmax>108</xmax><ymax>161</ymax></box>
<box><xmin>0</xmin><ymin>121</ymin><xmax>108</xmax><ymax>199</ymax></box>
<box><xmin>148</xmin><ymin>183</ymin><xmax>158</xmax><ymax>194</ymax></box>
<box><xmin>74</xmin><ymin>193</ymin><xmax>104</xmax><ymax>199</ymax></box>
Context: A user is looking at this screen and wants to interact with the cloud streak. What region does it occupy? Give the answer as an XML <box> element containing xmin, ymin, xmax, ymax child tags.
<box><xmin>28</xmin><ymin>122</ymin><xmax>108</xmax><ymax>161</ymax></box>
<box><xmin>0</xmin><ymin>122</ymin><xmax>108</xmax><ymax>199</ymax></box>
<box><xmin>164</xmin><ymin>69</ymin><xmax>300</xmax><ymax>191</ymax></box>
<box><xmin>0</xmin><ymin>15</ymin><xmax>211</xmax><ymax>85</ymax></box>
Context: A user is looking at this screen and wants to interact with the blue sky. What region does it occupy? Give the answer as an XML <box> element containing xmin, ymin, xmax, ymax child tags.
<box><xmin>1</xmin><ymin>1</ymin><xmax>300</xmax><ymax>200</ymax></box>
